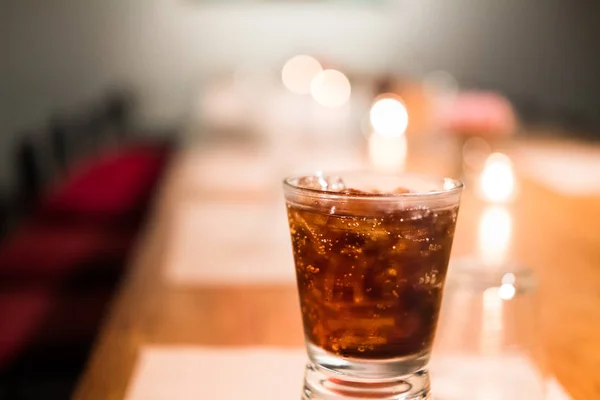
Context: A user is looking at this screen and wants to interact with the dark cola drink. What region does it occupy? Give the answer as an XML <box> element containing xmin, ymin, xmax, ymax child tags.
<box><xmin>286</xmin><ymin>186</ymin><xmax>459</xmax><ymax>360</ymax></box>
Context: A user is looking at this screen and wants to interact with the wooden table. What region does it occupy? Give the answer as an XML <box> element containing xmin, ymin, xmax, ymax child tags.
<box><xmin>74</xmin><ymin>142</ymin><xmax>600</xmax><ymax>400</ymax></box>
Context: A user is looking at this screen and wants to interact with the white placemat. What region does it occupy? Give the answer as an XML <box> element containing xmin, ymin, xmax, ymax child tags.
<box><xmin>515</xmin><ymin>145</ymin><xmax>600</xmax><ymax>196</ymax></box>
<box><xmin>180</xmin><ymin>145</ymin><xmax>365</xmax><ymax>195</ymax></box>
<box><xmin>430</xmin><ymin>353</ymin><xmax>569</xmax><ymax>400</ymax></box>
<box><xmin>164</xmin><ymin>202</ymin><xmax>296</xmax><ymax>285</ymax></box>
<box><xmin>125</xmin><ymin>347</ymin><xmax>305</xmax><ymax>400</ymax></box>
<box><xmin>125</xmin><ymin>346</ymin><xmax>570</xmax><ymax>400</ymax></box>
<box><xmin>182</xmin><ymin>147</ymin><xmax>278</xmax><ymax>193</ymax></box>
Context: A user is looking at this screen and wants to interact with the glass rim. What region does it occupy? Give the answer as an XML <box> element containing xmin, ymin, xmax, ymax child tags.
<box><xmin>283</xmin><ymin>170</ymin><xmax>464</xmax><ymax>201</ymax></box>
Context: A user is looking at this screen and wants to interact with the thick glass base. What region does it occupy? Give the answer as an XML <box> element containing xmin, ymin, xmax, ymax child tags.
<box><xmin>307</xmin><ymin>343</ymin><xmax>431</xmax><ymax>379</ymax></box>
<box><xmin>302</xmin><ymin>363</ymin><xmax>431</xmax><ymax>400</ymax></box>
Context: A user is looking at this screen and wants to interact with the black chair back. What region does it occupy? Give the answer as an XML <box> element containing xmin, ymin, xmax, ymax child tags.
<box><xmin>15</xmin><ymin>135</ymin><xmax>42</xmax><ymax>208</ymax></box>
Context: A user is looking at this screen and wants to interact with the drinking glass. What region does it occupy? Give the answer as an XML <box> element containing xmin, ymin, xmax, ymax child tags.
<box><xmin>283</xmin><ymin>171</ymin><xmax>463</xmax><ymax>400</ymax></box>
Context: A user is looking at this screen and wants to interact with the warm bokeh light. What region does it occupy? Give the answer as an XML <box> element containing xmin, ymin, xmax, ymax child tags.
<box><xmin>501</xmin><ymin>272</ymin><xmax>515</xmax><ymax>285</ymax></box>
<box><xmin>281</xmin><ymin>55</ymin><xmax>323</xmax><ymax>95</ymax></box>
<box><xmin>310</xmin><ymin>69</ymin><xmax>351</xmax><ymax>108</ymax></box>
<box><xmin>368</xmin><ymin>133</ymin><xmax>407</xmax><ymax>172</ymax></box>
<box><xmin>369</xmin><ymin>96</ymin><xmax>409</xmax><ymax>137</ymax></box>
<box><xmin>499</xmin><ymin>273</ymin><xmax>516</xmax><ymax>300</ymax></box>
<box><xmin>480</xmin><ymin>153</ymin><xmax>516</xmax><ymax>202</ymax></box>
<box><xmin>499</xmin><ymin>283</ymin><xmax>516</xmax><ymax>300</ymax></box>
<box><xmin>478</xmin><ymin>205</ymin><xmax>512</xmax><ymax>267</ymax></box>
<box><xmin>481</xmin><ymin>286</ymin><xmax>504</xmax><ymax>354</ymax></box>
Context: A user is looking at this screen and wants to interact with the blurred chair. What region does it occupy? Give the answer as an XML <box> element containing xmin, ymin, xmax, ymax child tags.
<box><xmin>14</xmin><ymin>134</ymin><xmax>43</xmax><ymax>211</ymax></box>
<box><xmin>65</xmin><ymin>112</ymin><xmax>101</xmax><ymax>163</ymax></box>
<box><xmin>37</xmin><ymin>143</ymin><xmax>171</xmax><ymax>227</ymax></box>
<box><xmin>0</xmin><ymin>286</ymin><xmax>54</xmax><ymax>372</ymax></box>
<box><xmin>0</xmin><ymin>100</ymin><xmax>172</xmax><ymax>398</ymax></box>
<box><xmin>0</xmin><ymin>282</ymin><xmax>115</xmax><ymax>400</ymax></box>
<box><xmin>0</xmin><ymin>222</ymin><xmax>133</xmax><ymax>286</ymax></box>
<box><xmin>87</xmin><ymin>107</ymin><xmax>110</xmax><ymax>149</ymax></box>
<box><xmin>0</xmin><ymin>192</ymin><xmax>12</xmax><ymax>240</ymax></box>
<box><xmin>103</xmin><ymin>89</ymin><xmax>134</xmax><ymax>141</ymax></box>
<box><xmin>48</xmin><ymin>116</ymin><xmax>71</xmax><ymax>174</ymax></box>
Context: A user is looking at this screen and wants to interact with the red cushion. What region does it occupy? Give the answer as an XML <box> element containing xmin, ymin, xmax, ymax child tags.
<box><xmin>0</xmin><ymin>223</ymin><xmax>133</xmax><ymax>281</ymax></box>
<box><xmin>39</xmin><ymin>144</ymin><xmax>168</xmax><ymax>219</ymax></box>
<box><xmin>0</xmin><ymin>287</ymin><xmax>54</xmax><ymax>369</ymax></box>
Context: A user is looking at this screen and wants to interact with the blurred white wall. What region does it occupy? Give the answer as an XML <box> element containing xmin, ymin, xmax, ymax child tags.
<box><xmin>4</xmin><ymin>0</ymin><xmax>600</xmax><ymax>131</ymax></box>
<box><xmin>1</xmin><ymin>2</ymin><xmax>11</xmax><ymax>190</ymax></box>
<box><xmin>3</xmin><ymin>0</ymin><xmax>400</xmax><ymax>131</ymax></box>
<box><xmin>2</xmin><ymin>0</ymin><xmax>600</xmax><ymax>190</ymax></box>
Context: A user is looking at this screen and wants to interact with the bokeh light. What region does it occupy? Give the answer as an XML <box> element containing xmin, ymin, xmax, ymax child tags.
<box><xmin>310</xmin><ymin>69</ymin><xmax>351</xmax><ymax>108</ymax></box>
<box><xmin>369</xmin><ymin>96</ymin><xmax>409</xmax><ymax>137</ymax></box>
<box><xmin>481</xmin><ymin>286</ymin><xmax>504</xmax><ymax>354</ymax></box>
<box><xmin>499</xmin><ymin>274</ymin><xmax>516</xmax><ymax>300</ymax></box>
<box><xmin>480</xmin><ymin>153</ymin><xmax>516</xmax><ymax>202</ymax></box>
<box><xmin>368</xmin><ymin>133</ymin><xmax>407</xmax><ymax>172</ymax></box>
<box><xmin>501</xmin><ymin>272</ymin><xmax>516</xmax><ymax>285</ymax></box>
<box><xmin>499</xmin><ymin>283</ymin><xmax>516</xmax><ymax>300</ymax></box>
<box><xmin>478</xmin><ymin>205</ymin><xmax>512</xmax><ymax>267</ymax></box>
<box><xmin>281</xmin><ymin>55</ymin><xmax>323</xmax><ymax>94</ymax></box>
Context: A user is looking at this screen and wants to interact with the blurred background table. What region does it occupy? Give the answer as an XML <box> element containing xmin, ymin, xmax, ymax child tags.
<box><xmin>73</xmin><ymin>137</ymin><xmax>600</xmax><ymax>400</ymax></box>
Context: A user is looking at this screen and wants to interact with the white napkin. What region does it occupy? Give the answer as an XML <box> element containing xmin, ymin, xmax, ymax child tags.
<box><xmin>515</xmin><ymin>146</ymin><xmax>600</xmax><ymax>196</ymax></box>
<box><xmin>164</xmin><ymin>202</ymin><xmax>296</xmax><ymax>285</ymax></box>
<box><xmin>430</xmin><ymin>353</ymin><xmax>570</xmax><ymax>400</ymax></box>
<box><xmin>125</xmin><ymin>347</ymin><xmax>305</xmax><ymax>400</ymax></box>
<box><xmin>182</xmin><ymin>147</ymin><xmax>277</xmax><ymax>193</ymax></box>
<box><xmin>125</xmin><ymin>347</ymin><xmax>571</xmax><ymax>400</ymax></box>
<box><xmin>180</xmin><ymin>145</ymin><xmax>364</xmax><ymax>195</ymax></box>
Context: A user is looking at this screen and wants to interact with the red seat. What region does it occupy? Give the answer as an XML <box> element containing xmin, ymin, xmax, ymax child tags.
<box><xmin>38</xmin><ymin>144</ymin><xmax>169</xmax><ymax>223</ymax></box>
<box><xmin>0</xmin><ymin>285</ymin><xmax>117</xmax><ymax>371</ymax></box>
<box><xmin>0</xmin><ymin>142</ymin><xmax>170</xmax><ymax>375</ymax></box>
<box><xmin>0</xmin><ymin>223</ymin><xmax>133</xmax><ymax>282</ymax></box>
<box><xmin>0</xmin><ymin>287</ymin><xmax>54</xmax><ymax>370</ymax></box>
